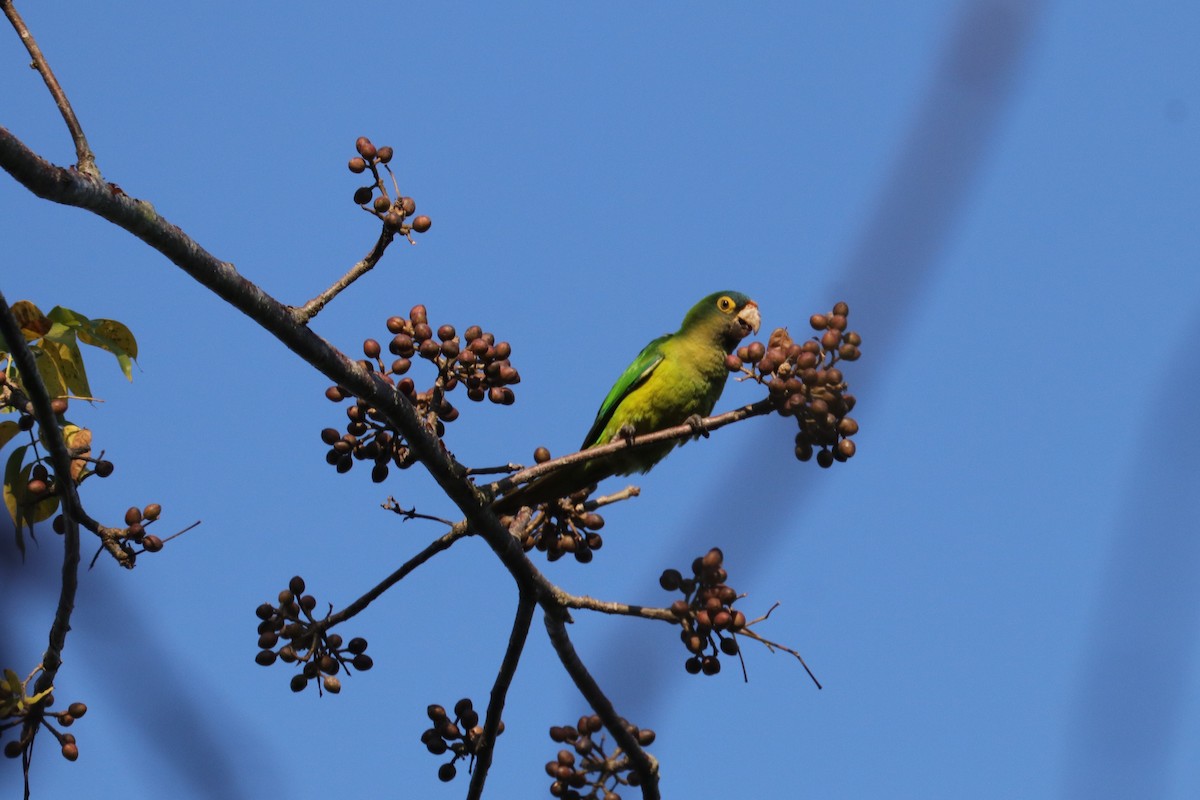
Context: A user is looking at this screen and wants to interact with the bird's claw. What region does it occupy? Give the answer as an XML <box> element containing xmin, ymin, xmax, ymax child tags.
<box><xmin>685</xmin><ymin>414</ymin><xmax>709</xmax><ymax>438</ymax></box>
<box><xmin>618</xmin><ymin>423</ymin><xmax>637</xmax><ymax>445</ymax></box>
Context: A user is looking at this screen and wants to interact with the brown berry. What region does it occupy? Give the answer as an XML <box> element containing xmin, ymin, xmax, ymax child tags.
<box><xmin>355</xmin><ymin>136</ymin><xmax>376</xmax><ymax>159</ymax></box>
<box><xmin>534</xmin><ymin>446</ymin><xmax>551</xmax><ymax>463</ymax></box>
<box><xmin>94</xmin><ymin>460</ymin><xmax>114</xmax><ymax>477</ymax></box>
<box><xmin>373</xmin><ymin>195</ymin><xmax>392</xmax><ymax>214</ymax></box>
<box><xmin>348</xmin><ymin>157</ymin><xmax>367</xmax><ymax>173</ymax></box>
<box><xmin>412</xmin><ymin>215</ymin><xmax>432</xmax><ymax>233</ymax></box>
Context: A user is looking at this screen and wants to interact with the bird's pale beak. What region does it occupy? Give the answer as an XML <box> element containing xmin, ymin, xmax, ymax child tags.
<box><xmin>737</xmin><ymin>301</ymin><xmax>761</xmax><ymax>335</ymax></box>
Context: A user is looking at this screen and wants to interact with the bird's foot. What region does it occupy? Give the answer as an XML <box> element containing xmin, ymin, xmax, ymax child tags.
<box><xmin>617</xmin><ymin>423</ymin><xmax>638</xmax><ymax>445</ymax></box>
<box><xmin>685</xmin><ymin>413</ymin><xmax>709</xmax><ymax>438</ymax></box>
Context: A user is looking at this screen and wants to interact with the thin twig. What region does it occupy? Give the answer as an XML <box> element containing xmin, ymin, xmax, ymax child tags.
<box><xmin>462</xmin><ymin>462</ymin><xmax>522</xmax><ymax>477</ymax></box>
<box><xmin>737</xmin><ymin>625</ymin><xmax>822</xmax><ymax>689</ymax></box>
<box><xmin>323</xmin><ymin>522</ymin><xmax>471</xmax><ymax>627</ymax></box>
<box><xmin>557</xmin><ymin>592</ymin><xmax>676</xmax><ymax>623</ymax></box>
<box><xmin>381</xmin><ymin>496</ymin><xmax>455</xmax><ymax>526</ymax></box>
<box><xmin>291</xmin><ymin>228</ymin><xmax>395</xmax><ymax>324</ymax></box>
<box><xmin>467</xmin><ymin>588</ymin><xmax>536</xmax><ymax>800</ymax></box>
<box><xmin>0</xmin><ymin>292</ymin><xmax>81</xmax><ymax>744</ymax></box>
<box><xmin>544</xmin><ymin>611</ymin><xmax>660</xmax><ymax>800</ymax></box>
<box><xmin>583</xmin><ymin>486</ymin><xmax>640</xmax><ymax>510</ymax></box>
<box><xmin>1</xmin><ymin>1</ymin><xmax>97</xmax><ymax>177</ymax></box>
<box><xmin>159</xmin><ymin>519</ymin><xmax>201</xmax><ymax>544</ymax></box>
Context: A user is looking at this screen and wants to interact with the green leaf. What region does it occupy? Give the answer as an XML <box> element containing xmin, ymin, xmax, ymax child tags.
<box><xmin>46</xmin><ymin>306</ymin><xmax>92</xmax><ymax>329</ymax></box>
<box><xmin>76</xmin><ymin>318</ymin><xmax>138</xmax><ymax>381</ymax></box>
<box><xmin>0</xmin><ymin>421</ymin><xmax>19</xmax><ymax>450</ymax></box>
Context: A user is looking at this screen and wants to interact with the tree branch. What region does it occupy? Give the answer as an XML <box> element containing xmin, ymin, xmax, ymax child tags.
<box><xmin>323</xmin><ymin>522</ymin><xmax>470</xmax><ymax>628</ymax></box>
<box><xmin>467</xmin><ymin>588</ymin><xmax>536</xmax><ymax>800</ymax></box>
<box><xmin>1</xmin><ymin>1</ymin><xmax>97</xmax><ymax>178</ymax></box>
<box><xmin>0</xmin><ymin>292</ymin><xmax>81</xmax><ymax>731</ymax></box>
<box><xmin>544</xmin><ymin>611</ymin><xmax>660</xmax><ymax>800</ymax></box>
<box><xmin>291</xmin><ymin>227</ymin><xmax>396</xmax><ymax>324</ymax></box>
<box><xmin>489</xmin><ymin>399</ymin><xmax>775</xmax><ymax>499</ymax></box>
<box><xmin>0</xmin><ymin>122</ymin><xmax>668</xmax><ymax>797</ymax></box>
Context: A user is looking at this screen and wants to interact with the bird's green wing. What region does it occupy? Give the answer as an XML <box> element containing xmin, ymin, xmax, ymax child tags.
<box><xmin>580</xmin><ymin>334</ymin><xmax>669</xmax><ymax>448</ymax></box>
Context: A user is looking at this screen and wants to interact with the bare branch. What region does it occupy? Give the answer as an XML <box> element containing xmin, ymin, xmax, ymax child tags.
<box><xmin>545</xmin><ymin>611</ymin><xmax>660</xmax><ymax>799</ymax></box>
<box><xmin>291</xmin><ymin>227</ymin><xmax>395</xmax><ymax>324</ymax></box>
<box><xmin>467</xmin><ymin>588</ymin><xmax>536</xmax><ymax>800</ymax></box>
<box><xmin>381</xmin><ymin>496</ymin><xmax>456</xmax><ymax>526</ymax></box>
<box><xmin>1</xmin><ymin>1</ymin><xmax>97</xmax><ymax>177</ymax></box>
<box><xmin>558</xmin><ymin>593</ymin><xmax>676</xmax><ymax>623</ymax></box>
<box><xmin>583</xmin><ymin>485</ymin><xmax>641</xmax><ymax>510</ymax></box>
<box><xmin>324</xmin><ymin>522</ymin><xmax>471</xmax><ymax>628</ymax></box>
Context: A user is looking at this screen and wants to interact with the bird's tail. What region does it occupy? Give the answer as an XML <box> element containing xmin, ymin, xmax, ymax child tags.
<box><xmin>491</xmin><ymin>460</ymin><xmax>606</xmax><ymax>516</ymax></box>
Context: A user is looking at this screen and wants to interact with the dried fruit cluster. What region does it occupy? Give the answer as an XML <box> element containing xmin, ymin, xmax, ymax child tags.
<box><xmin>253</xmin><ymin>576</ymin><xmax>372</xmax><ymax>695</ymax></box>
<box><xmin>504</xmin><ymin>448</ymin><xmax>608</xmax><ymax>563</ymax></box>
<box><xmin>727</xmin><ymin>300</ymin><xmax>861</xmax><ymax>468</ymax></box>
<box><xmin>1</xmin><ymin>664</ymin><xmax>87</xmax><ymax>763</ymax></box>
<box><xmin>53</xmin><ymin>503</ymin><xmax>167</xmax><ymax>559</ymax></box>
<box><xmin>347</xmin><ymin>136</ymin><xmax>431</xmax><ymax>236</ymax></box>
<box><xmin>422</xmin><ymin>698</ymin><xmax>504</xmax><ymax>782</ymax></box>
<box><xmin>661</xmin><ymin>547</ymin><xmax>746</xmax><ymax>676</ymax></box>
<box><xmin>544</xmin><ymin>714</ymin><xmax>655</xmax><ymax>800</ymax></box>
<box><xmin>321</xmin><ymin>304</ymin><xmax>521</xmax><ymax>481</ymax></box>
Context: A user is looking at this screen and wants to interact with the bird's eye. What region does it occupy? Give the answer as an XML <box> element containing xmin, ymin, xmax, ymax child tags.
<box><xmin>716</xmin><ymin>295</ymin><xmax>735</xmax><ymax>313</ymax></box>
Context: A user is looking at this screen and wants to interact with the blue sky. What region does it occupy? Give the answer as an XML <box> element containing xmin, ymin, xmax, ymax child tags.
<box><xmin>3</xmin><ymin>1</ymin><xmax>1199</xmax><ymax>798</ymax></box>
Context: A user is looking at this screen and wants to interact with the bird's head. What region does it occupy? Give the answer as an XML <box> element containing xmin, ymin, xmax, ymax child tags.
<box><xmin>681</xmin><ymin>291</ymin><xmax>761</xmax><ymax>351</ymax></box>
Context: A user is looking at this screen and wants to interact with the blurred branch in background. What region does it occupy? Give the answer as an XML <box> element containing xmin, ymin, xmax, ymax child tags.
<box><xmin>603</xmin><ymin>0</ymin><xmax>1047</xmax><ymax>702</ymax></box>
<box><xmin>0</xmin><ymin>521</ymin><xmax>264</xmax><ymax>799</ymax></box>
<box><xmin>1062</xmin><ymin>306</ymin><xmax>1200</xmax><ymax>798</ymax></box>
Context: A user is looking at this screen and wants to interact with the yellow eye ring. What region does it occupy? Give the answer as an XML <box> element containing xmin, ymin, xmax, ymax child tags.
<box><xmin>716</xmin><ymin>295</ymin><xmax>735</xmax><ymax>313</ymax></box>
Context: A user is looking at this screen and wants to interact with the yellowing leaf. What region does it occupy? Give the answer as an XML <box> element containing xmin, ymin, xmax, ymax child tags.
<box><xmin>42</xmin><ymin>337</ymin><xmax>91</xmax><ymax>399</ymax></box>
<box><xmin>10</xmin><ymin>300</ymin><xmax>50</xmax><ymax>339</ymax></box>
<box><xmin>32</xmin><ymin>347</ymin><xmax>67</xmax><ymax>400</ymax></box>
<box><xmin>77</xmin><ymin>318</ymin><xmax>138</xmax><ymax>381</ymax></box>
<box><xmin>63</xmin><ymin>425</ymin><xmax>93</xmax><ymax>482</ymax></box>
<box><xmin>4</xmin><ymin>445</ymin><xmax>29</xmax><ymax>554</ymax></box>
<box><xmin>0</xmin><ymin>420</ymin><xmax>19</xmax><ymax>450</ymax></box>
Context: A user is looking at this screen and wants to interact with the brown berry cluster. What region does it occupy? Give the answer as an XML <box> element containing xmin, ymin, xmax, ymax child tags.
<box><xmin>508</xmin><ymin>449</ymin><xmax>606</xmax><ymax>563</ymax></box>
<box><xmin>661</xmin><ymin>548</ymin><xmax>746</xmax><ymax>676</ymax></box>
<box><xmin>1</xmin><ymin>664</ymin><xmax>87</xmax><ymax>763</ymax></box>
<box><xmin>422</xmin><ymin>698</ymin><xmax>504</xmax><ymax>783</ymax></box>
<box><xmin>253</xmin><ymin>576</ymin><xmax>373</xmax><ymax>695</ymax></box>
<box><xmin>545</xmin><ymin>714</ymin><xmax>654</xmax><ymax>799</ymax></box>
<box><xmin>321</xmin><ymin>304</ymin><xmax>521</xmax><ymax>481</ymax></box>
<box><xmin>727</xmin><ymin>301</ymin><xmax>861</xmax><ymax>468</ymax></box>
<box><xmin>347</xmin><ymin>136</ymin><xmax>431</xmax><ymax>236</ymax></box>
<box><xmin>50</xmin><ymin>502</ymin><xmax>166</xmax><ymax>564</ymax></box>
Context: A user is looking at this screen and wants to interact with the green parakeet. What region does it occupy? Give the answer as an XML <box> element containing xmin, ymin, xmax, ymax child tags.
<box><xmin>493</xmin><ymin>291</ymin><xmax>760</xmax><ymax>514</ymax></box>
